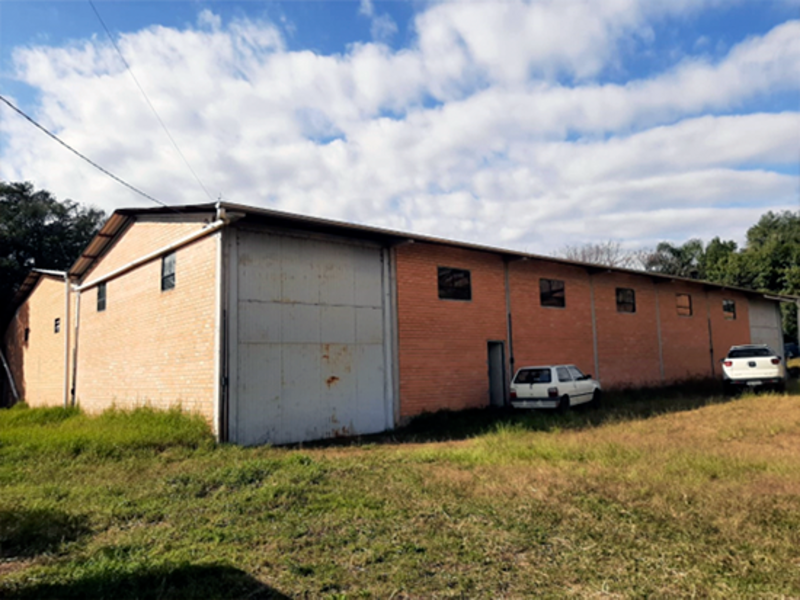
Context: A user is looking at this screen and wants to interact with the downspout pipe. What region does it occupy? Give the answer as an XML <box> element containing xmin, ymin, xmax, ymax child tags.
<box><xmin>70</xmin><ymin>288</ymin><xmax>81</xmax><ymax>407</ymax></box>
<box><xmin>34</xmin><ymin>268</ymin><xmax>70</xmax><ymax>408</ymax></box>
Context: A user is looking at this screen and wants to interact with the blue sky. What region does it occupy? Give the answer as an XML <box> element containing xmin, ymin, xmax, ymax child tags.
<box><xmin>0</xmin><ymin>0</ymin><xmax>798</xmax><ymax>253</ymax></box>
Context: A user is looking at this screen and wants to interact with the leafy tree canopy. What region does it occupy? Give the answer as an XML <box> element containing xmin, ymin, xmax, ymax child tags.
<box><xmin>557</xmin><ymin>210</ymin><xmax>799</xmax><ymax>340</ymax></box>
<box><xmin>642</xmin><ymin>210</ymin><xmax>799</xmax><ymax>340</ymax></box>
<box><xmin>1</xmin><ymin>181</ymin><xmax>105</xmax><ymax>320</ymax></box>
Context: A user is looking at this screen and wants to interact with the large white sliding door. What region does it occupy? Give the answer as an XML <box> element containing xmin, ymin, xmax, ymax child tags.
<box><xmin>229</xmin><ymin>229</ymin><xmax>392</xmax><ymax>445</ymax></box>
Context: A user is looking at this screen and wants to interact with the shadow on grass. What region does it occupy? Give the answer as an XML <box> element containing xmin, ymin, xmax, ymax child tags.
<box><xmin>2</xmin><ymin>564</ymin><xmax>289</xmax><ymax>600</ymax></box>
<box><xmin>306</xmin><ymin>378</ymin><xmax>776</xmax><ymax>447</ymax></box>
<box><xmin>0</xmin><ymin>508</ymin><xmax>90</xmax><ymax>558</ymax></box>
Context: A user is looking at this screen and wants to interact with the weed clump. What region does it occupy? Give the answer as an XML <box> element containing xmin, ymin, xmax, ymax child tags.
<box><xmin>0</xmin><ymin>405</ymin><xmax>214</xmax><ymax>460</ymax></box>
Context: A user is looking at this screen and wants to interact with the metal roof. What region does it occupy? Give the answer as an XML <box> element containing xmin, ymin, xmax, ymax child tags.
<box><xmin>71</xmin><ymin>201</ymin><xmax>798</xmax><ymax>302</ymax></box>
<box><xmin>6</xmin><ymin>200</ymin><xmax>794</xmax><ymax>314</ymax></box>
<box><xmin>10</xmin><ymin>271</ymin><xmax>63</xmax><ymax>312</ymax></box>
<box><xmin>68</xmin><ymin>211</ymin><xmax>138</xmax><ymax>279</ymax></box>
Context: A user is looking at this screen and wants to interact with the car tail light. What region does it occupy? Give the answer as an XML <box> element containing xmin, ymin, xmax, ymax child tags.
<box><xmin>723</xmin><ymin>360</ymin><xmax>733</xmax><ymax>367</ymax></box>
<box><xmin>548</xmin><ymin>387</ymin><xmax>558</xmax><ymax>398</ymax></box>
<box><xmin>510</xmin><ymin>389</ymin><xmax>517</xmax><ymax>399</ymax></box>
<box><xmin>771</xmin><ymin>358</ymin><xmax>781</xmax><ymax>365</ymax></box>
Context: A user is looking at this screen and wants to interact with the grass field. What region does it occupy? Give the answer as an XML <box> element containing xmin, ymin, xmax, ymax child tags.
<box><xmin>1</xmin><ymin>382</ymin><xmax>799</xmax><ymax>599</ymax></box>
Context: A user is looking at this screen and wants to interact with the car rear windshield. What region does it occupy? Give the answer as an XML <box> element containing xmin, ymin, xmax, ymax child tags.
<box><xmin>727</xmin><ymin>348</ymin><xmax>773</xmax><ymax>358</ymax></box>
<box><xmin>514</xmin><ymin>369</ymin><xmax>552</xmax><ymax>384</ymax></box>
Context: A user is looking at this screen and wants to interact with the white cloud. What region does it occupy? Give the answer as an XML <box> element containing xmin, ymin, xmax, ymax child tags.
<box><xmin>359</xmin><ymin>0</ymin><xmax>374</xmax><ymax>18</ymax></box>
<box><xmin>0</xmin><ymin>4</ymin><xmax>798</xmax><ymax>256</ymax></box>
<box><xmin>358</xmin><ymin>0</ymin><xmax>397</xmax><ymax>43</ymax></box>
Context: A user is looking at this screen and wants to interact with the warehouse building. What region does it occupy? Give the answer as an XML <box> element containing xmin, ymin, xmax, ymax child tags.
<box><xmin>1</xmin><ymin>202</ymin><xmax>793</xmax><ymax>445</ymax></box>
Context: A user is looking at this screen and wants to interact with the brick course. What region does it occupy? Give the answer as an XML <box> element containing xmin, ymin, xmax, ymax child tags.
<box><xmin>591</xmin><ymin>272</ymin><xmax>662</xmax><ymax>387</ymax></box>
<box><xmin>3</xmin><ymin>209</ymin><xmax>764</xmax><ymax>435</ymax></box>
<box><xmin>509</xmin><ymin>260</ymin><xmax>596</xmax><ymax>377</ymax></box>
<box><xmin>396</xmin><ymin>246</ymin><xmax>756</xmax><ymax>414</ymax></box>
<box><xmin>74</xmin><ymin>221</ymin><xmax>218</xmax><ymax>423</ymax></box>
<box><xmin>3</xmin><ymin>276</ymin><xmax>71</xmax><ymax>407</ymax></box>
<box><xmin>396</xmin><ymin>243</ymin><xmax>507</xmax><ymax>417</ymax></box>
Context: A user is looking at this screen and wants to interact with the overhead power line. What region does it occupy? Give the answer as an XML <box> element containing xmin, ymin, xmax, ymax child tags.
<box><xmin>88</xmin><ymin>0</ymin><xmax>215</xmax><ymax>203</ymax></box>
<box><xmin>0</xmin><ymin>93</ymin><xmax>171</xmax><ymax>209</ymax></box>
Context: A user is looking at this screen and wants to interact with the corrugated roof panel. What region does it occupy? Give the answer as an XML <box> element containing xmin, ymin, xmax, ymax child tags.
<box><xmin>37</xmin><ymin>200</ymin><xmax>800</xmax><ymax>304</ymax></box>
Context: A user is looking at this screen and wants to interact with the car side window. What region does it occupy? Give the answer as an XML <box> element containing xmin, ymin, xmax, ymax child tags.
<box><xmin>568</xmin><ymin>366</ymin><xmax>583</xmax><ymax>380</ymax></box>
<box><xmin>557</xmin><ymin>367</ymin><xmax>571</xmax><ymax>382</ymax></box>
<box><xmin>514</xmin><ymin>369</ymin><xmax>552</xmax><ymax>384</ymax></box>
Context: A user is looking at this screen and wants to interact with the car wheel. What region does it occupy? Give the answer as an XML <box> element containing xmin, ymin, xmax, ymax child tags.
<box><xmin>722</xmin><ymin>382</ymin><xmax>734</xmax><ymax>397</ymax></box>
<box><xmin>591</xmin><ymin>389</ymin><xmax>602</xmax><ymax>408</ymax></box>
<box><xmin>775</xmin><ymin>381</ymin><xmax>786</xmax><ymax>394</ymax></box>
<box><xmin>557</xmin><ymin>395</ymin><xmax>570</xmax><ymax>413</ymax></box>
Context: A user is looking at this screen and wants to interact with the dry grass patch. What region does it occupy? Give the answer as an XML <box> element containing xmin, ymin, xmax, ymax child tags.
<box><xmin>2</xmin><ymin>392</ymin><xmax>800</xmax><ymax>598</ymax></box>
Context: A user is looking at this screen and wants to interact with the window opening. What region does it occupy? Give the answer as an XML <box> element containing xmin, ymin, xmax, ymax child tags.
<box><xmin>676</xmin><ymin>293</ymin><xmax>692</xmax><ymax>316</ymax></box>
<box><xmin>437</xmin><ymin>267</ymin><xmax>471</xmax><ymax>301</ymax></box>
<box><xmin>540</xmin><ymin>278</ymin><xmax>565</xmax><ymax>308</ymax></box>
<box><xmin>161</xmin><ymin>252</ymin><xmax>176</xmax><ymax>291</ymax></box>
<box><xmin>568</xmin><ymin>366</ymin><xmax>584</xmax><ymax>380</ymax></box>
<box><xmin>723</xmin><ymin>299</ymin><xmax>736</xmax><ymax>320</ymax></box>
<box><xmin>514</xmin><ymin>368</ymin><xmax>552</xmax><ymax>384</ymax></box>
<box><xmin>97</xmin><ymin>282</ymin><xmax>107</xmax><ymax>312</ymax></box>
<box><xmin>616</xmin><ymin>288</ymin><xmax>636</xmax><ymax>313</ymax></box>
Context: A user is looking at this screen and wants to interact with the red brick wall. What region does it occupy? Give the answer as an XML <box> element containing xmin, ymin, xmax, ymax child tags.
<box><xmin>508</xmin><ymin>260</ymin><xmax>596</xmax><ymax>377</ymax></box>
<box><xmin>584</xmin><ymin>272</ymin><xmax>662</xmax><ymax>388</ymax></box>
<box><xmin>2</xmin><ymin>276</ymin><xmax>72</xmax><ymax>407</ymax></box>
<box><xmin>657</xmin><ymin>282</ymin><xmax>715</xmax><ymax>381</ymax></box>
<box><xmin>395</xmin><ymin>243</ymin><xmax>507</xmax><ymax>417</ymax></box>
<box><xmin>75</xmin><ymin>221</ymin><xmax>218</xmax><ymax>424</ymax></box>
<box><xmin>396</xmin><ymin>242</ymin><xmax>761</xmax><ymax>411</ymax></box>
<box><xmin>708</xmin><ymin>289</ymin><xmax>751</xmax><ymax>373</ymax></box>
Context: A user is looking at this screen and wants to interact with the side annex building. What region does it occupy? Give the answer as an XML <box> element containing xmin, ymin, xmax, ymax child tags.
<box><xmin>1</xmin><ymin>202</ymin><xmax>791</xmax><ymax>445</ymax></box>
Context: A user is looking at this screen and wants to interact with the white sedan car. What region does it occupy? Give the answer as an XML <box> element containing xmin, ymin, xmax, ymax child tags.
<box><xmin>510</xmin><ymin>365</ymin><xmax>601</xmax><ymax>411</ymax></box>
<box><xmin>721</xmin><ymin>344</ymin><xmax>786</xmax><ymax>394</ymax></box>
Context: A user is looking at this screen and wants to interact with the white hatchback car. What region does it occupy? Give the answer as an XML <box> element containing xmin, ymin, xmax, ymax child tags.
<box><xmin>510</xmin><ymin>365</ymin><xmax>601</xmax><ymax>411</ymax></box>
<box><xmin>721</xmin><ymin>344</ymin><xmax>786</xmax><ymax>394</ymax></box>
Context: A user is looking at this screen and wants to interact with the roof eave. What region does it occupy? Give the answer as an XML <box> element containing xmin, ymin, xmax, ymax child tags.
<box><xmin>63</xmin><ymin>201</ymin><xmax>797</xmax><ymax>302</ymax></box>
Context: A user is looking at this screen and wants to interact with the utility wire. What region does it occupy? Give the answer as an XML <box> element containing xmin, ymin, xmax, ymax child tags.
<box><xmin>0</xmin><ymin>93</ymin><xmax>172</xmax><ymax>209</ymax></box>
<box><xmin>88</xmin><ymin>0</ymin><xmax>215</xmax><ymax>203</ymax></box>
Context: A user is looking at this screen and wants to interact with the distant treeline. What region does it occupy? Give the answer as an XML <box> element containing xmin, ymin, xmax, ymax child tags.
<box><xmin>561</xmin><ymin>210</ymin><xmax>800</xmax><ymax>340</ymax></box>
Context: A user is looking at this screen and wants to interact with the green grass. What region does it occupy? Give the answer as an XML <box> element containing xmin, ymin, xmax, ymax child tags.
<box><xmin>1</xmin><ymin>387</ymin><xmax>799</xmax><ymax>598</ymax></box>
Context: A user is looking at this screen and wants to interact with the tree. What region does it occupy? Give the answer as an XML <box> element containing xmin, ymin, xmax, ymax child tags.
<box><xmin>702</xmin><ymin>237</ymin><xmax>739</xmax><ymax>284</ymax></box>
<box><xmin>642</xmin><ymin>210</ymin><xmax>800</xmax><ymax>341</ymax></box>
<box><xmin>1</xmin><ymin>181</ymin><xmax>105</xmax><ymax>321</ymax></box>
<box><xmin>558</xmin><ymin>240</ymin><xmax>644</xmax><ymax>269</ymax></box>
<box><xmin>642</xmin><ymin>238</ymin><xmax>707</xmax><ymax>279</ymax></box>
<box><xmin>741</xmin><ymin>211</ymin><xmax>800</xmax><ymax>340</ymax></box>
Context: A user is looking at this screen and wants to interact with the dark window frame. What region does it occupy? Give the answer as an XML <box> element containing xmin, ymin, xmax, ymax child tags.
<box><xmin>676</xmin><ymin>293</ymin><xmax>692</xmax><ymax>317</ymax></box>
<box><xmin>54</xmin><ymin>318</ymin><xmax>60</xmax><ymax>334</ymax></box>
<box><xmin>97</xmin><ymin>282</ymin><xmax>107</xmax><ymax>312</ymax></box>
<box><xmin>616</xmin><ymin>288</ymin><xmax>636</xmax><ymax>313</ymax></box>
<box><xmin>723</xmin><ymin>299</ymin><xmax>736</xmax><ymax>320</ymax></box>
<box><xmin>161</xmin><ymin>252</ymin><xmax>176</xmax><ymax>292</ymax></box>
<box><xmin>437</xmin><ymin>266</ymin><xmax>471</xmax><ymax>301</ymax></box>
<box><xmin>540</xmin><ymin>278</ymin><xmax>566</xmax><ymax>308</ymax></box>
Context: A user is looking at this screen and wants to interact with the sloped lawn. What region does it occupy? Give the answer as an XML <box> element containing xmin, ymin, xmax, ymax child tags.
<box><xmin>1</xmin><ymin>386</ymin><xmax>799</xmax><ymax>598</ymax></box>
